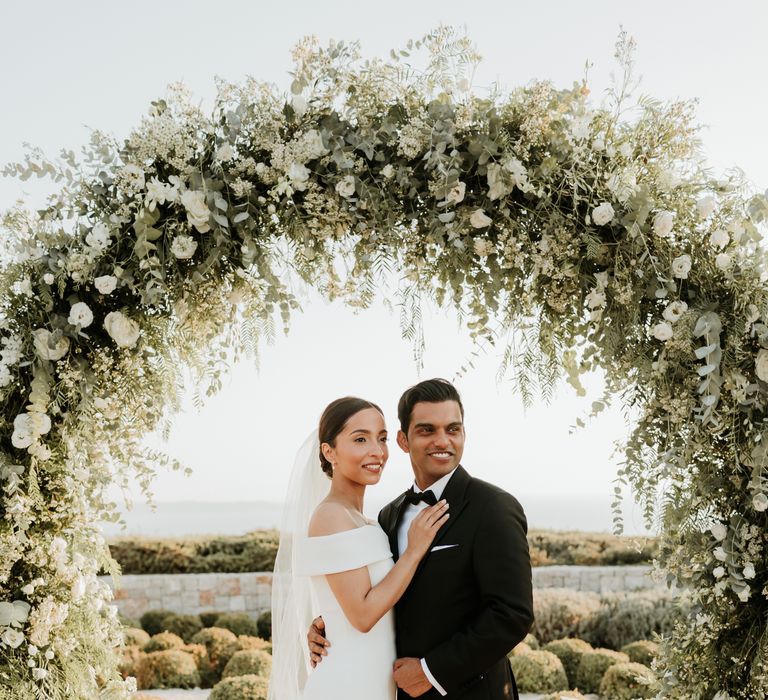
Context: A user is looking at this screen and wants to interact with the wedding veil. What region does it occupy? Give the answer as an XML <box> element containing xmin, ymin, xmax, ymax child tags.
<box><xmin>268</xmin><ymin>430</ymin><xmax>330</xmax><ymax>700</ymax></box>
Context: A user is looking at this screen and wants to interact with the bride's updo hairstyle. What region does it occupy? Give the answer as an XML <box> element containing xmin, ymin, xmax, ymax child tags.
<box><xmin>318</xmin><ymin>397</ymin><xmax>384</xmax><ymax>478</ymax></box>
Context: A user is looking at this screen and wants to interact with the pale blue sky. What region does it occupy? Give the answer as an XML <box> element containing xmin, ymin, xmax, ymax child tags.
<box><xmin>2</xmin><ymin>1</ymin><xmax>766</xmax><ymax>533</ymax></box>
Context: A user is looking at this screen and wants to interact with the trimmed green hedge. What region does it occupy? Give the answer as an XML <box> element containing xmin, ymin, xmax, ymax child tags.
<box><xmin>105</xmin><ymin>529</ymin><xmax>657</xmax><ymax>574</ymax></box>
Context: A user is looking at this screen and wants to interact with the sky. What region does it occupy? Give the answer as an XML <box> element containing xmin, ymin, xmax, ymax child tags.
<box><xmin>2</xmin><ymin>1</ymin><xmax>767</xmax><ymax>534</ymax></box>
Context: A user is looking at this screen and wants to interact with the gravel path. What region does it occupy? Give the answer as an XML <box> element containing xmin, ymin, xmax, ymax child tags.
<box><xmin>132</xmin><ymin>691</ymin><xmax>598</xmax><ymax>700</ymax></box>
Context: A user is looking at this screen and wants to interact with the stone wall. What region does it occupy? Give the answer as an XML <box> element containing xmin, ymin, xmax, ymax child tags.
<box><xmin>100</xmin><ymin>564</ymin><xmax>663</xmax><ymax>621</ymax></box>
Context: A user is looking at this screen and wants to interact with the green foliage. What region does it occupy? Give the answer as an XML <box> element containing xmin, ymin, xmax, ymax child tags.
<box><xmin>579</xmin><ymin>592</ymin><xmax>688</xmax><ymax>649</ymax></box>
<box><xmin>222</xmin><ymin>649</ymin><xmax>272</xmax><ymax>679</ymax></box>
<box><xmin>210</xmin><ymin>674</ymin><xmax>269</xmax><ymax>700</ymax></box>
<box><xmin>237</xmin><ymin>635</ymin><xmax>272</xmax><ymax>654</ymax></box>
<box><xmin>523</xmin><ymin>632</ymin><xmax>540</xmax><ymax>649</ymax></box>
<box><xmin>509</xmin><ymin>650</ymin><xmax>569</xmax><ymax>693</ymax></box>
<box><xmin>135</xmin><ymin>649</ymin><xmax>200</xmax><ymax>690</ymax></box>
<box><xmin>117</xmin><ymin>645</ymin><xmax>143</xmax><ymax>679</ymax></box>
<box><xmin>140</xmin><ymin>609</ymin><xmax>176</xmax><ymax>636</ymax></box>
<box><xmin>215</xmin><ymin>612</ymin><xmax>260</xmax><ymax>637</ymax></box>
<box><xmin>160</xmin><ymin>612</ymin><xmax>204</xmax><ymax>642</ymax></box>
<box><xmin>543</xmin><ymin>638</ymin><xmax>593</xmax><ymax>688</ymax></box>
<box><xmin>528</xmin><ymin>530</ymin><xmax>657</xmax><ymax>566</ymax></box>
<box><xmin>621</xmin><ymin>639</ymin><xmax>660</xmax><ymax>666</ymax></box>
<box><xmin>191</xmin><ymin>627</ymin><xmax>241</xmax><ymax>677</ymax></box>
<box><xmin>201</xmin><ymin>611</ymin><xmax>224</xmax><ymax>627</ymax></box>
<box><xmin>575</xmin><ymin>648</ymin><xmax>629</xmax><ymax>694</ymax></box>
<box><xmin>599</xmin><ymin>661</ymin><xmax>659</xmax><ymax>699</ymax></box>
<box><xmin>122</xmin><ymin>627</ymin><xmax>150</xmax><ymax>647</ymax></box>
<box><xmin>531</xmin><ymin>589</ymin><xmax>602</xmax><ymax>644</ymax></box>
<box><xmin>143</xmin><ymin>631</ymin><xmax>185</xmax><ymax>653</ymax></box>
<box><xmin>256</xmin><ymin>610</ymin><xmax>272</xmax><ymax>641</ymax></box>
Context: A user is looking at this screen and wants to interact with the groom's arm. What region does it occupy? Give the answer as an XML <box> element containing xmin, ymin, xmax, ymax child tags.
<box><xmin>423</xmin><ymin>490</ymin><xmax>534</xmax><ymax>695</ymax></box>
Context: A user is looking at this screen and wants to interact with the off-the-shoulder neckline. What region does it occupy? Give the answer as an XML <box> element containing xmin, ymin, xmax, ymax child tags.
<box><xmin>305</xmin><ymin>522</ymin><xmax>379</xmax><ymax>540</ymax></box>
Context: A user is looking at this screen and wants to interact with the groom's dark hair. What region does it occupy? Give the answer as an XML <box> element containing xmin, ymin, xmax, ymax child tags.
<box><xmin>397</xmin><ymin>378</ymin><xmax>464</xmax><ymax>433</ymax></box>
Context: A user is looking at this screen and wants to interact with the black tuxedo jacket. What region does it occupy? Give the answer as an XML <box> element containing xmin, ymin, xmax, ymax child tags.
<box><xmin>378</xmin><ymin>466</ymin><xmax>533</xmax><ymax>700</ymax></box>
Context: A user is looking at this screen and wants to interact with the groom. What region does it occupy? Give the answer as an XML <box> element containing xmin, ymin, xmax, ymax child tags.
<box><xmin>309</xmin><ymin>378</ymin><xmax>534</xmax><ymax>699</ymax></box>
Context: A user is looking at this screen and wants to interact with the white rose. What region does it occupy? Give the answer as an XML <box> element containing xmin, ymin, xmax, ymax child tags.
<box><xmin>32</xmin><ymin>328</ymin><xmax>70</xmax><ymax>361</ymax></box>
<box><xmin>716</xmin><ymin>253</ymin><xmax>731</xmax><ymax>270</ymax></box>
<box><xmin>713</xmin><ymin>546</ymin><xmax>727</xmax><ymax>562</ymax></box>
<box><xmin>103</xmin><ymin>311</ymin><xmax>140</xmax><ymax>349</ymax></box>
<box><xmin>737</xmin><ymin>586</ymin><xmax>751</xmax><ymax>603</ymax></box>
<box><xmin>753</xmin><ymin>492</ymin><xmax>768</xmax><ymax>512</ymax></box>
<box><xmin>0</xmin><ymin>365</ymin><xmax>10</xmax><ymax>388</ymax></box>
<box><xmin>710</xmin><ymin>522</ymin><xmax>728</xmax><ymax>541</ymax></box>
<box><xmin>335</xmin><ymin>175</ymin><xmax>356</xmax><ymax>198</ymax></box>
<box><xmin>215</xmin><ymin>143</ymin><xmax>234</xmax><ymax>162</ymax></box>
<box><xmin>586</xmin><ymin>290</ymin><xmax>606</xmax><ymax>310</ymax></box>
<box><xmin>68</xmin><ymin>302</ymin><xmax>93</xmax><ymax>328</ymax></box>
<box><xmin>671</xmin><ymin>254</ymin><xmax>692</xmax><ymax>279</ymax></box>
<box><xmin>180</xmin><ymin>189</ymin><xmax>211</xmax><ymax>233</ymax></box>
<box><xmin>287</xmin><ymin>162</ymin><xmax>310</xmax><ymax>191</ymax></box>
<box><xmin>43</xmin><ymin>273</ymin><xmax>54</xmax><ymax>285</ymax></box>
<box><xmin>0</xmin><ymin>629</ymin><xmax>24</xmax><ymax>649</ymax></box>
<box><xmin>85</xmin><ymin>222</ymin><xmax>111</xmax><ymax>252</ymax></box>
<box><xmin>663</xmin><ymin>300</ymin><xmax>688</xmax><ymax>323</ymax></box>
<box><xmin>653</xmin><ymin>211</ymin><xmax>674</xmax><ymax>238</ymax></box>
<box><xmin>652</xmin><ymin>321</ymin><xmax>673</xmax><ymax>341</ymax></box>
<box><xmin>171</xmin><ymin>235</ymin><xmax>198</xmax><ymax>260</ymax></box>
<box><xmin>0</xmin><ymin>600</ymin><xmax>30</xmax><ymax>627</ymax></box>
<box><xmin>657</xmin><ymin>169</ymin><xmax>681</xmax><ymax>192</ymax></box>
<box><xmin>381</xmin><ymin>164</ymin><xmax>395</xmax><ymax>179</ymax></box>
<box><xmin>713</xmin><ymin>566</ymin><xmax>725</xmax><ymax>579</ymax></box>
<box><xmin>744</xmin><ymin>562</ymin><xmax>756</xmax><ymax>579</ymax></box>
<box><xmin>292</xmin><ymin>94</ymin><xmax>307</xmax><ymax>117</ymax></box>
<box><xmin>697</xmin><ymin>196</ymin><xmax>716</xmax><ymax>219</ymax></box>
<box><xmin>470</xmin><ymin>209</ymin><xmax>492</xmax><ymax>228</ymax></box>
<box><xmin>94</xmin><ymin>275</ymin><xmax>117</xmax><ymax>295</ymax></box>
<box><xmin>756</xmin><ymin>349</ymin><xmax>768</xmax><ymax>382</ymax></box>
<box><xmin>445</xmin><ymin>181</ymin><xmax>466</xmax><ymax>205</ymax></box>
<box><xmin>304</xmin><ymin>129</ymin><xmax>328</xmax><ymax>159</ymax></box>
<box><xmin>592</xmin><ymin>202</ymin><xmax>615</xmax><ymax>226</ymax></box>
<box><xmin>710</xmin><ymin>229</ymin><xmax>729</xmax><ymax>248</ymax></box>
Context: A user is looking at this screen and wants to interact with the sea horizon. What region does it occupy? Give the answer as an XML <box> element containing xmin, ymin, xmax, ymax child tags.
<box><xmin>98</xmin><ymin>494</ymin><xmax>657</xmax><ymax>539</ymax></box>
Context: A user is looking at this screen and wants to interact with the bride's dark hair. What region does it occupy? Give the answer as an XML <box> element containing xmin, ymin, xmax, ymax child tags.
<box><xmin>318</xmin><ymin>397</ymin><xmax>383</xmax><ymax>478</ymax></box>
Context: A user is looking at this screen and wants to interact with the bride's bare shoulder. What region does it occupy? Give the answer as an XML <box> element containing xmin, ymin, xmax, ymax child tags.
<box><xmin>308</xmin><ymin>502</ymin><xmax>360</xmax><ymax>537</ymax></box>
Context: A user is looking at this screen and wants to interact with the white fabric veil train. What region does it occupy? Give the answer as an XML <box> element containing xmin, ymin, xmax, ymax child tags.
<box><xmin>268</xmin><ymin>430</ymin><xmax>331</xmax><ymax>700</ymax></box>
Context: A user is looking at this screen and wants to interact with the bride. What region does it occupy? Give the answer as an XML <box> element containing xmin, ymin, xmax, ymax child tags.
<box><xmin>269</xmin><ymin>396</ymin><xmax>449</xmax><ymax>700</ymax></box>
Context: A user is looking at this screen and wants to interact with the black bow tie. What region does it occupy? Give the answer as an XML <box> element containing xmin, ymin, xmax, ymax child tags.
<box><xmin>404</xmin><ymin>487</ymin><xmax>437</xmax><ymax>506</ymax></box>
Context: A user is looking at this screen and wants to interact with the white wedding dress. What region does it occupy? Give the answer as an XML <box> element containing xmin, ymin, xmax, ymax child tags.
<box><xmin>295</xmin><ymin>523</ymin><xmax>397</xmax><ymax>700</ymax></box>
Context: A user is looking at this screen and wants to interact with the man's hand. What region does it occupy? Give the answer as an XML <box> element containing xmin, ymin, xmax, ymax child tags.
<box><xmin>307</xmin><ymin>616</ymin><xmax>331</xmax><ymax>668</ymax></box>
<box><xmin>393</xmin><ymin>657</ymin><xmax>433</xmax><ymax>697</ymax></box>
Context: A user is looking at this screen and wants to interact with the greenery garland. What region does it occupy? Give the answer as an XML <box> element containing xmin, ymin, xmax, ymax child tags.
<box><xmin>1</xmin><ymin>27</ymin><xmax>767</xmax><ymax>698</ymax></box>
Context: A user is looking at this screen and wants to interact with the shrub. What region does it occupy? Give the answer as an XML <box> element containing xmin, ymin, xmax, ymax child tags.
<box><xmin>215</xmin><ymin>612</ymin><xmax>260</xmax><ymax>637</ymax></box>
<box><xmin>543</xmin><ymin>638</ymin><xmax>593</xmax><ymax>688</ymax></box>
<box><xmin>509</xmin><ymin>642</ymin><xmax>531</xmax><ymax>656</ymax></box>
<box><xmin>527</xmin><ymin>530</ymin><xmax>657</xmax><ymax>566</ymax></box>
<box><xmin>599</xmin><ymin>662</ymin><xmax>659</xmax><ymax>699</ymax></box>
<box><xmin>538</xmin><ymin>692</ymin><xmax>586</xmax><ymax>700</ymax></box>
<box><xmin>135</xmin><ymin>649</ymin><xmax>201</xmax><ymax>690</ymax></box>
<box><xmin>143</xmin><ymin>632</ymin><xmax>185</xmax><ymax>653</ymax></box>
<box><xmin>621</xmin><ymin>639</ymin><xmax>659</xmax><ymax>666</ymax></box>
<box><xmin>191</xmin><ymin>627</ymin><xmax>241</xmax><ymax>678</ymax></box>
<box><xmin>523</xmin><ymin>632</ymin><xmax>539</xmax><ymax>650</ymax></box>
<box><xmin>119</xmin><ymin>613</ymin><xmax>141</xmax><ymax>629</ymax></box>
<box><xmin>181</xmin><ymin>643</ymin><xmax>217</xmax><ymax>688</ymax></box>
<box><xmin>210</xmin><ymin>674</ymin><xmax>269</xmax><ymax>700</ymax></box>
<box><xmin>575</xmin><ymin>648</ymin><xmax>629</xmax><ymax>694</ymax></box>
<box><xmin>509</xmin><ymin>650</ymin><xmax>568</xmax><ymax>694</ymax></box>
<box><xmin>201</xmin><ymin>611</ymin><xmax>224</xmax><ymax>628</ymax></box>
<box><xmin>531</xmin><ymin>589</ymin><xmax>601</xmax><ymax>644</ymax></box>
<box><xmin>161</xmin><ymin>613</ymin><xmax>204</xmax><ymax>642</ymax></box>
<box><xmin>579</xmin><ymin>591</ymin><xmax>687</xmax><ymax>649</ymax></box>
<box><xmin>123</xmin><ymin>627</ymin><xmax>150</xmax><ymax>648</ymax></box>
<box><xmin>118</xmin><ymin>645</ymin><xmax>143</xmax><ymax>679</ymax></box>
<box><xmin>256</xmin><ymin>610</ymin><xmax>271</xmax><ymax>640</ymax></box>
<box><xmin>237</xmin><ymin>635</ymin><xmax>272</xmax><ymax>654</ymax></box>
<box><xmin>222</xmin><ymin>649</ymin><xmax>272</xmax><ymax>679</ymax></box>
<box><xmin>140</xmin><ymin>609</ymin><xmax>176</xmax><ymax>636</ymax></box>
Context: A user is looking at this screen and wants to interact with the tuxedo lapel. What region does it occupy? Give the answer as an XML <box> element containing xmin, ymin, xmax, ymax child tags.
<box><xmin>413</xmin><ymin>465</ymin><xmax>471</xmax><ymax>576</ymax></box>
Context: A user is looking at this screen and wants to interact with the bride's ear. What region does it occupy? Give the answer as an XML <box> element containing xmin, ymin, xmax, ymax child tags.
<box><xmin>320</xmin><ymin>442</ymin><xmax>335</xmax><ymax>464</ymax></box>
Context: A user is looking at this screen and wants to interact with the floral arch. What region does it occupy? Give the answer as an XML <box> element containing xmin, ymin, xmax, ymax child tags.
<box><xmin>1</xmin><ymin>29</ymin><xmax>767</xmax><ymax>699</ymax></box>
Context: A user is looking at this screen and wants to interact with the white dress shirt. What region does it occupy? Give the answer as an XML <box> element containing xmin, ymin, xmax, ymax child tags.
<box><xmin>396</xmin><ymin>468</ymin><xmax>457</xmax><ymax>697</ymax></box>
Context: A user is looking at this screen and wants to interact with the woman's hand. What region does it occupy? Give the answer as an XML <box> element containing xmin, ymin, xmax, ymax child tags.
<box><xmin>405</xmin><ymin>500</ymin><xmax>450</xmax><ymax>557</ymax></box>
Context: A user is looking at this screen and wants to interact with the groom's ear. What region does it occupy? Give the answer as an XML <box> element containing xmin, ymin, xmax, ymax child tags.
<box><xmin>396</xmin><ymin>430</ymin><xmax>409</xmax><ymax>454</ymax></box>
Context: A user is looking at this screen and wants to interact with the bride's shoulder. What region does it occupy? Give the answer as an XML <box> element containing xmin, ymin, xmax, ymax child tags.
<box><xmin>308</xmin><ymin>501</ymin><xmax>361</xmax><ymax>538</ymax></box>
